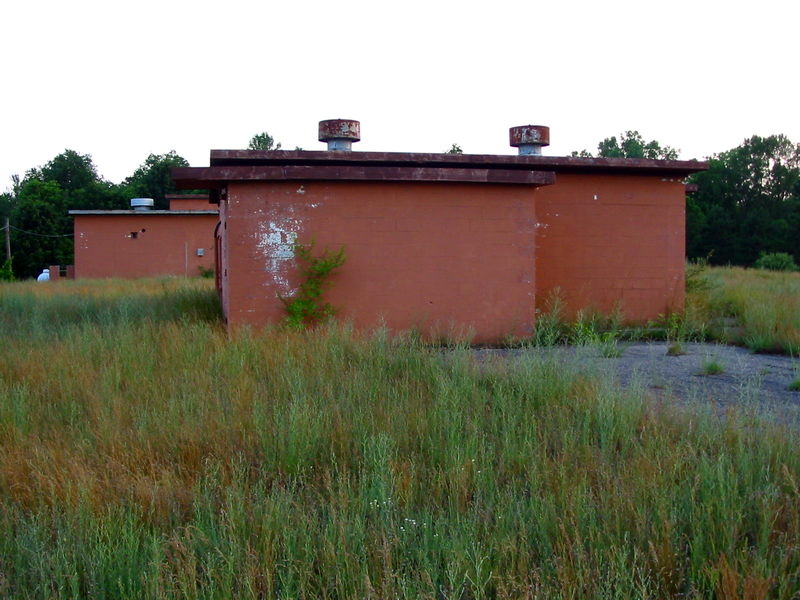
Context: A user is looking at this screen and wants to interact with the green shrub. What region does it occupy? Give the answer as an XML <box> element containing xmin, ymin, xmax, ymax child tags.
<box><xmin>0</xmin><ymin>257</ymin><xmax>14</xmax><ymax>282</ymax></box>
<box><xmin>754</xmin><ymin>251</ymin><xmax>798</xmax><ymax>272</ymax></box>
<box><xmin>686</xmin><ymin>256</ymin><xmax>711</xmax><ymax>292</ymax></box>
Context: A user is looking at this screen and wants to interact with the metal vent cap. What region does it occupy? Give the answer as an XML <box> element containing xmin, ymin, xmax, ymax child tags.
<box><xmin>509</xmin><ymin>125</ymin><xmax>550</xmax><ymax>155</ymax></box>
<box><xmin>319</xmin><ymin>119</ymin><xmax>361</xmax><ymax>151</ymax></box>
<box><xmin>130</xmin><ymin>198</ymin><xmax>155</xmax><ymax>211</ymax></box>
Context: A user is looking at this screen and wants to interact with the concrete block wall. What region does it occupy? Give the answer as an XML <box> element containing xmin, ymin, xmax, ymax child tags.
<box><xmin>73</xmin><ymin>214</ymin><xmax>218</xmax><ymax>279</ymax></box>
<box><xmin>223</xmin><ymin>181</ymin><xmax>538</xmax><ymax>342</ymax></box>
<box><xmin>535</xmin><ymin>173</ymin><xmax>686</xmax><ymax>320</ymax></box>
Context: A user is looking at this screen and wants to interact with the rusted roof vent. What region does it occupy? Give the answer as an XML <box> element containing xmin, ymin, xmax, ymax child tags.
<box><xmin>509</xmin><ymin>125</ymin><xmax>550</xmax><ymax>156</ymax></box>
<box><xmin>130</xmin><ymin>198</ymin><xmax>154</xmax><ymax>211</ymax></box>
<box><xmin>319</xmin><ymin>119</ymin><xmax>360</xmax><ymax>151</ymax></box>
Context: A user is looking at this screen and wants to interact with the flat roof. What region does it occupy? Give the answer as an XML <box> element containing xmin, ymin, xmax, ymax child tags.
<box><xmin>172</xmin><ymin>149</ymin><xmax>707</xmax><ymax>192</ymax></box>
<box><xmin>207</xmin><ymin>149</ymin><xmax>708</xmax><ymax>176</ymax></box>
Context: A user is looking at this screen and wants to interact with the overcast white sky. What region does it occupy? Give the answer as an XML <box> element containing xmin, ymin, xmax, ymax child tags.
<box><xmin>1</xmin><ymin>0</ymin><xmax>798</xmax><ymax>191</ymax></box>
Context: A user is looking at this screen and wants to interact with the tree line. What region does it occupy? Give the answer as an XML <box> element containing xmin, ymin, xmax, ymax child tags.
<box><xmin>0</xmin><ymin>150</ymin><xmax>190</xmax><ymax>279</ymax></box>
<box><xmin>2</xmin><ymin>131</ymin><xmax>798</xmax><ymax>279</ymax></box>
<box><xmin>0</xmin><ymin>131</ymin><xmax>284</xmax><ymax>279</ymax></box>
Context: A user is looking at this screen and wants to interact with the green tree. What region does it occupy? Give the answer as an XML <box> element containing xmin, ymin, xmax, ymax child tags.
<box><xmin>8</xmin><ymin>150</ymin><xmax>125</xmax><ymax>278</ymax></box>
<box><xmin>445</xmin><ymin>143</ymin><xmax>463</xmax><ymax>154</ymax></box>
<box><xmin>0</xmin><ymin>191</ymin><xmax>14</xmax><ymax>221</ymax></box>
<box><xmin>687</xmin><ymin>135</ymin><xmax>800</xmax><ymax>265</ymax></box>
<box><xmin>10</xmin><ymin>180</ymin><xmax>73</xmax><ymax>279</ymax></box>
<box><xmin>28</xmin><ymin>149</ymin><xmax>98</xmax><ymax>191</ymax></box>
<box><xmin>248</xmin><ymin>132</ymin><xmax>281</xmax><ymax>151</ymax></box>
<box><xmin>573</xmin><ymin>131</ymin><xmax>679</xmax><ymax>160</ymax></box>
<box><xmin>22</xmin><ymin>149</ymin><xmax>124</xmax><ymax>211</ymax></box>
<box><xmin>123</xmin><ymin>151</ymin><xmax>190</xmax><ymax>210</ymax></box>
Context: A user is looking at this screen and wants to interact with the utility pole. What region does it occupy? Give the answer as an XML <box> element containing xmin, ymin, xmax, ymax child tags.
<box><xmin>3</xmin><ymin>217</ymin><xmax>9</xmax><ymax>262</ymax></box>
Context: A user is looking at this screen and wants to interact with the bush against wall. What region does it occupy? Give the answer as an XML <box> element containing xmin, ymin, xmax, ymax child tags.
<box><xmin>280</xmin><ymin>240</ymin><xmax>346</xmax><ymax>328</ymax></box>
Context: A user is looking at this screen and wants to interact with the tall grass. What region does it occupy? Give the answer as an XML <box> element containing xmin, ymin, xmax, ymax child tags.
<box><xmin>0</xmin><ymin>277</ymin><xmax>221</xmax><ymax>340</ymax></box>
<box><xmin>1</xmin><ymin>279</ymin><xmax>799</xmax><ymax>597</ymax></box>
<box><xmin>687</xmin><ymin>267</ymin><xmax>800</xmax><ymax>355</ymax></box>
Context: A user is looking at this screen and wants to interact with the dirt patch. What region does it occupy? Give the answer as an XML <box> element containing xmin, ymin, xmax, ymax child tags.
<box><xmin>474</xmin><ymin>342</ymin><xmax>800</xmax><ymax>424</ymax></box>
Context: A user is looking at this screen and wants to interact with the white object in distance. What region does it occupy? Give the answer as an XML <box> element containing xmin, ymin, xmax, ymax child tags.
<box><xmin>37</xmin><ymin>268</ymin><xmax>50</xmax><ymax>282</ymax></box>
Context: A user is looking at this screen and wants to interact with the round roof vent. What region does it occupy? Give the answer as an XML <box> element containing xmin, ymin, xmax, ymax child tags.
<box><xmin>319</xmin><ymin>119</ymin><xmax>361</xmax><ymax>151</ymax></box>
<box><xmin>509</xmin><ymin>125</ymin><xmax>550</xmax><ymax>155</ymax></box>
<box><xmin>130</xmin><ymin>198</ymin><xmax>155</xmax><ymax>211</ymax></box>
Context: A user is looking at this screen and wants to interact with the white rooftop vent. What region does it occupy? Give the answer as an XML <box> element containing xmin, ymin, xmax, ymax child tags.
<box><xmin>130</xmin><ymin>198</ymin><xmax>155</xmax><ymax>211</ymax></box>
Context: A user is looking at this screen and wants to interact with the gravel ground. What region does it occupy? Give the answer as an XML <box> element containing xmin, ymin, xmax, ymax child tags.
<box><xmin>473</xmin><ymin>342</ymin><xmax>800</xmax><ymax>425</ymax></box>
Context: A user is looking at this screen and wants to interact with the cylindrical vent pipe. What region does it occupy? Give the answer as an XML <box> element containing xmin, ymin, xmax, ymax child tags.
<box><xmin>509</xmin><ymin>125</ymin><xmax>550</xmax><ymax>155</ymax></box>
<box><xmin>319</xmin><ymin>119</ymin><xmax>361</xmax><ymax>151</ymax></box>
<box><xmin>130</xmin><ymin>198</ymin><xmax>155</xmax><ymax>211</ymax></box>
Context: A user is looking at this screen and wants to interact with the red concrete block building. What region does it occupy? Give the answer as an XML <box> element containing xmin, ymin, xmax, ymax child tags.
<box><xmin>172</xmin><ymin>120</ymin><xmax>706</xmax><ymax>343</ymax></box>
<box><xmin>69</xmin><ymin>195</ymin><xmax>218</xmax><ymax>279</ymax></box>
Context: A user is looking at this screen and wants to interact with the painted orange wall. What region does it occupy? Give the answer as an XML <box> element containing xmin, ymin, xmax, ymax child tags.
<box><xmin>168</xmin><ymin>196</ymin><xmax>216</xmax><ymax>211</ymax></box>
<box><xmin>535</xmin><ymin>173</ymin><xmax>686</xmax><ymax>320</ymax></box>
<box><xmin>73</xmin><ymin>214</ymin><xmax>218</xmax><ymax>279</ymax></box>
<box><xmin>222</xmin><ymin>181</ymin><xmax>538</xmax><ymax>342</ymax></box>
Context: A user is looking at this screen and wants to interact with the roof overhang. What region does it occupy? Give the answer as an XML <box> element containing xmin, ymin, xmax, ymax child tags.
<box><xmin>171</xmin><ymin>165</ymin><xmax>556</xmax><ymax>190</ymax></box>
<box><xmin>208</xmin><ymin>149</ymin><xmax>708</xmax><ymax>175</ymax></box>
<box><xmin>172</xmin><ymin>149</ymin><xmax>708</xmax><ymax>197</ymax></box>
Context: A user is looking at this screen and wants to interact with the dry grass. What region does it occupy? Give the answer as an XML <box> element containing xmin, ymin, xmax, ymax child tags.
<box><xmin>0</xmin><ymin>278</ymin><xmax>799</xmax><ymax>598</ymax></box>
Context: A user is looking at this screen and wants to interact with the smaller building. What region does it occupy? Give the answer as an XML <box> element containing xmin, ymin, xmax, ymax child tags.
<box><xmin>69</xmin><ymin>195</ymin><xmax>218</xmax><ymax>279</ymax></box>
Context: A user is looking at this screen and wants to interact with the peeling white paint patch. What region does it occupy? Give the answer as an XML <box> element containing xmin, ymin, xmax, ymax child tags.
<box><xmin>296</xmin><ymin>186</ymin><xmax>306</xmax><ymax>194</ymax></box>
<box><xmin>255</xmin><ymin>218</ymin><xmax>299</xmax><ymax>294</ymax></box>
<box><xmin>253</xmin><ymin>201</ymin><xmax>321</xmax><ymax>295</ymax></box>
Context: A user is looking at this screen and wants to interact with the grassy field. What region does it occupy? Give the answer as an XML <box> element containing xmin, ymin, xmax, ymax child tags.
<box><xmin>687</xmin><ymin>266</ymin><xmax>800</xmax><ymax>355</ymax></box>
<box><xmin>0</xmin><ymin>273</ymin><xmax>799</xmax><ymax>598</ymax></box>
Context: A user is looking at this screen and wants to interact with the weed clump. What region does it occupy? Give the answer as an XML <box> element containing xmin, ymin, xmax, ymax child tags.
<box><xmin>666</xmin><ymin>341</ymin><xmax>686</xmax><ymax>356</ymax></box>
<box><xmin>699</xmin><ymin>357</ymin><xmax>725</xmax><ymax>376</ymax></box>
<box><xmin>532</xmin><ymin>290</ymin><xmax>567</xmax><ymax>346</ymax></box>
